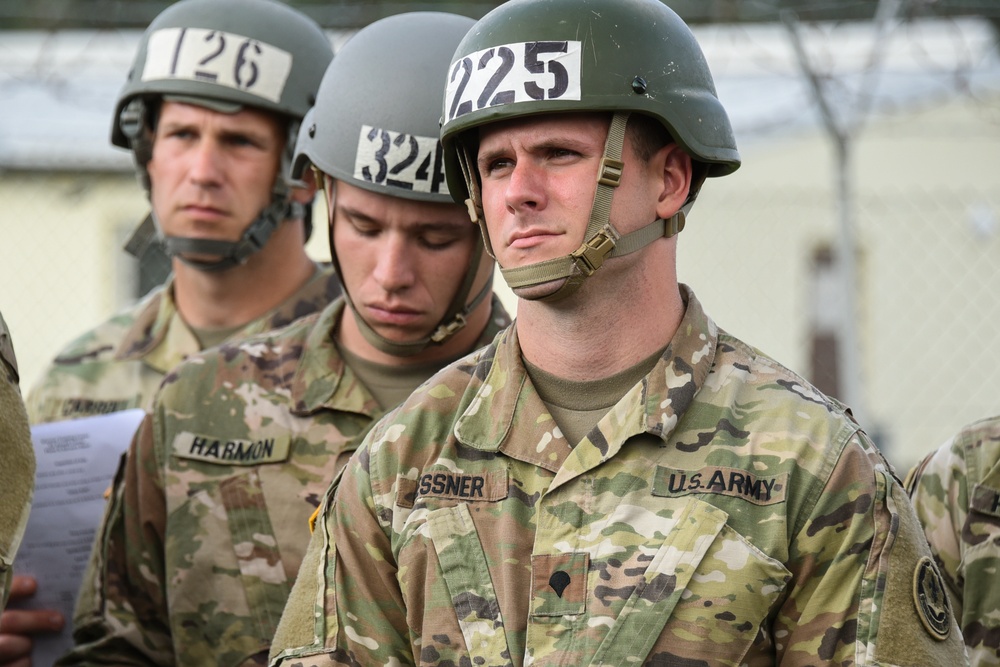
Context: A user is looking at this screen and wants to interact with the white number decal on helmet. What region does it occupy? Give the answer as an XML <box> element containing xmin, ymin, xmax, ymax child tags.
<box><xmin>445</xmin><ymin>40</ymin><xmax>582</xmax><ymax>122</ymax></box>
<box><xmin>353</xmin><ymin>125</ymin><xmax>449</xmax><ymax>196</ymax></box>
<box><xmin>143</xmin><ymin>27</ymin><xmax>293</xmax><ymax>103</ymax></box>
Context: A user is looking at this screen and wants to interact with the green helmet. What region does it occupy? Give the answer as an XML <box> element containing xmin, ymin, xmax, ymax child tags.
<box><xmin>113</xmin><ymin>0</ymin><xmax>333</xmax><ymax>271</ymax></box>
<box><xmin>440</xmin><ymin>0</ymin><xmax>740</xmax><ymax>301</ymax></box>
<box><xmin>295</xmin><ymin>11</ymin><xmax>491</xmax><ymax>357</ymax></box>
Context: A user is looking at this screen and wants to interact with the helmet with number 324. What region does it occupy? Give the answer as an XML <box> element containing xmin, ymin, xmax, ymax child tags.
<box><xmin>293</xmin><ymin>11</ymin><xmax>473</xmax><ymax>205</ymax></box>
<box><xmin>440</xmin><ymin>0</ymin><xmax>741</xmax><ymax>301</ymax></box>
<box><xmin>112</xmin><ymin>0</ymin><xmax>333</xmax><ymax>271</ymax></box>
<box><xmin>292</xmin><ymin>11</ymin><xmax>493</xmax><ymax>356</ymax></box>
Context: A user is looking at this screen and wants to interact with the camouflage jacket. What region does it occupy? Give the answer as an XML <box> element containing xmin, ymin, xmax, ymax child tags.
<box><xmin>906</xmin><ymin>417</ymin><xmax>1000</xmax><ymax>666</ymax></box>
<box><xmin>56</xmin><ymin>296</ymin><xmax>510</xmax><ymax>667</ymax></box>
<box><xmin>271</xmin><ymin>286</ymin><xmax>966</xmax><ymax>667</ymax></box>
<box><xmin>25</xmin><ymin>265</ymin><xmax>342</xmax><ymax>424</ymax></box>
<box><xmin>0</xmin><ymin>311</ymin><xmax>34</xmax><ymax>609</ymax></box>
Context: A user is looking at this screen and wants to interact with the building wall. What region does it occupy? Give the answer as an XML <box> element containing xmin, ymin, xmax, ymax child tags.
<box><xmin>0</xmin><ymin>172</ymin><xmax>147</xmax><ymax>394</ymax></box>
<box><xmin>679</xmin><ymin>92</ymin><xmax>1000</xmax><ymax>472</ymax></box>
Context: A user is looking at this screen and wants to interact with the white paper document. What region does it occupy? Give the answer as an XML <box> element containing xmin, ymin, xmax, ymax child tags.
<box><xmin>12</xmin><ymin>409</ymin><xmax>146</xmax><ymax>666</ymax></box>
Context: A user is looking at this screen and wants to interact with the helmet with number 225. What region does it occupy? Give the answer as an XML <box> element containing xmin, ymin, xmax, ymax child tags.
<box><xmin>440</xmin><ymin>0</ymin><xmax>740</xmax><ymax>301</ymax></box>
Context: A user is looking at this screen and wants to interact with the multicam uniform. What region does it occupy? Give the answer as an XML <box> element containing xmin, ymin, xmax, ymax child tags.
<box><xmin>271</xmin><ymin>287</ymin><xmax>966</xmax><ymax>667</ymax></box>
<box><xmin>57</xmin><ymin>296</ymin><xmax>510</xmax><ymax>666</ymax></box>
<box><xmin>26</xmin><ymin>266</ymin><xmax>340</xmax><ymax>423</ymax></box>
<box><xmin>0</xmin><ymin>312</ymin><xmax>34</xmax><ymax>609</ymax></box>
<box><xmin>906</xmin><ymin>418</ymin><xmax>1000</xmax><ymax>666</ymax></box>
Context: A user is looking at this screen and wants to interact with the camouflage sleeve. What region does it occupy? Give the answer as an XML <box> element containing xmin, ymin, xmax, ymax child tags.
<box><xmin>0</xmin><ymin>320</ymin><xmax>34</xmax><ymax>610</ymax></box>
<box><xmin>779</xmin><ymin>433</ymin><xmax>966</xmax><ymax>665</ymax></box>
<box><xmin>269</xmin><ymin>446</ymin><xmax>412</xmax><ymax>666</ymax></box>
<box><xmin>905</xmin><ymin>436</ymin><xmax>967</xmax><ymax>616</ymax></box>
<box><xmin>56</xmin><ymin>412</ymin><xmax>174</xmax><ymax>665</ymax></box>
<box><xmin>268</xmin><ymin>468</ymin><xmax>342</xmax><ymax>666</ymax></box>
<box><xmin>908</xmin><ymin>423</ymin><xmax>1000</xmax><ymax>665</ymax></box>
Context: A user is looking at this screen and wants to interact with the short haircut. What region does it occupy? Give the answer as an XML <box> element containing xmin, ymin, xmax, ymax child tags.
<box><xmin>625</xmin><ymin>113</ymin><xmax>672</xmax><ymax>163</ymax></box>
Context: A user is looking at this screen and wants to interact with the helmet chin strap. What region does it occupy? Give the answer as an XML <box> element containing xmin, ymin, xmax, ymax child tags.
<box><xmin>321</xmin><ymin>176</ymin><xmax>493</xmax><ymax>358</ymax></box>
<box><xmin>160</xmin><ymin>196</ymin><xmax>301</xmax><ymax>272</ymax></box>
<box><xmin>458</xmin><ymin>112</ymin><xmax>687</xmax><ymax>303</ymax></box>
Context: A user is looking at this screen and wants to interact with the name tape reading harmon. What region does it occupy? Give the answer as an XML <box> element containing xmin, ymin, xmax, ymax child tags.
<box><xmin>172</xmin><ymin>431</ymin><xmax>291</xmax><ymax>466</ymax></box>
<box><xmin>445</xmin><ymin>40</ymin><xmax>582</xmax><ymax>122</ymax></box>
<box><xmin>143</xmin><ymin>27</ymin><xmax>293</xmax><ymax>103</ymax></box>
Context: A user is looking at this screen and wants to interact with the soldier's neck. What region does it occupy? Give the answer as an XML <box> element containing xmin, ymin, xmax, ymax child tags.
<box><xmin>517</xmin><ymin>247</ymin><xmax>683</xmax><ymax>382</ymax></box>
<box><xmin>172</xmin><ymin>224</ymin><xmax>315</xmax><ymax>330</ymax></box>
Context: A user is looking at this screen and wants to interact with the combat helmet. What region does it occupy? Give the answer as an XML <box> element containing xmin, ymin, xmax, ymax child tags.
<box><xmin>440</xmin><ymin>0</ymin><xmax>740</xmax><ymax>301</ymax></box>
<box><xmin>294</xmin><ymin>11</ymin><xmax>491</xmax><ymax>357</ymax></box>
<box><xmin>114</xmin><ymin>0</ymin><xmax>333</xmax><ymax>271</ymax></box>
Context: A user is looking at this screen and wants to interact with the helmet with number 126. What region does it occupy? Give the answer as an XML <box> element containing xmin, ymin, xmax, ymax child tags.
<box><xmin>112</xmin><ymin>0</ymin><xmax>333</xmax><ymax>271</ymax></box>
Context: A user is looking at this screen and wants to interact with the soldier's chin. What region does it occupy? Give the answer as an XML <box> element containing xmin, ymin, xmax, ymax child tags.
<box><xmin>511</xmin><ymin>278</ymin><xmax>569</xmax><ymax>302</ymax></box>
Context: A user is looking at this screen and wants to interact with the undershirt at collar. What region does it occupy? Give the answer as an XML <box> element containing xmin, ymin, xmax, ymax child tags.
<box><xmin>523</xmin><ymin>345</ymin><xmax>667</xmax><ymax>447</ymax></box>
<box><xmin>337</xmin><ymin>342</ymin><xmax>468</xmax><ymax>411</ymax></box>
<box><xmin>189</xmin><ymin>323</ymin><xmax>246</xmax><ymax>351</ymax></box>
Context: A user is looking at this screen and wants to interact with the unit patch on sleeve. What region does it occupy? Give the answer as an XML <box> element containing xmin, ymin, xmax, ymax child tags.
<box><xmin>913</xmin><ymin>556</ymin><xmax>951</xmax><ymax>641</ymax></box>
<box><xmin>172</xmin><ymin>431</ymin><xmax>291</xmax><ymax>466</ymax></box>
<box><xmin>653</xmin><ymin>466</ymin><xmax>788</xmax><ymax>505</ymax></box>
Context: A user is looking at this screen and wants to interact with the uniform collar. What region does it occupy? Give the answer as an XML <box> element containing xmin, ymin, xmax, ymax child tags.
<box><xmin>289</xmin><ymin>299</ymin><xmax>380</xmax><ymax>417</ymax></box>
<box><xmin>113</xmin><ymin>266</ymin><xmax>342</xmax><ymax>374</ymax></box>
<box><xmin>455</xmin><ymin>285</ymin><xmax>718</xmax><ymax>475</ymax></box>
<box><xmin>291</xmin><ymin>294</ymin><xmax>512</xmax><ymax>418</ymax></box>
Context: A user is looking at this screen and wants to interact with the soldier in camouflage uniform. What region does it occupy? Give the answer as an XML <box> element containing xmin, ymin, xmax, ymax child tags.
<box><xmin>25</xmin><ymin>0</ymin><xmax>338</xmax><ymax>427</ymax></box>
<box><xmin>907</xmin><ymin>419</ymin><xmax>1000</xmax><ymax>666</ymax></box>
<box><xmin>269</xmin><ymin>0</ymin><xmax>968</xmax><ymax>665</ymax></box>
<box><xmin>2</xmin><ymin>0</ymin><xmax>336</xmax><ymax>661</ymax></box>
<box><xmin>56</xmin><ymin>12</ymin><xmax>510</xmax><ymax>666</ymax></box>
<box><xmin>0</xmin><ymin>312</ymin><xmax>34</xmax><ymax>611</ymax></box>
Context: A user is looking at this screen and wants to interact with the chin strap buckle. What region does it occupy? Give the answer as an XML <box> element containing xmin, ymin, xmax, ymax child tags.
<box><xmin>430</xmin><ymin>313</ymin><xmax>467</xmax><ymax>343</ymax></box>
<box><xmin>570</xmin><ymin>231</ymin><xmax>617</xmax><ymax>277</ymax></box>
<box><xmin>597</xmin><ymin>157</ymin><xmax>624</xmax><ymax>187</ymax></box>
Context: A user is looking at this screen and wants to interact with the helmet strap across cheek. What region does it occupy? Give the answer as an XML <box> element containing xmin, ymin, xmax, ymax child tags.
<box><xmin>162</xmin><ymin>196</ymin><xmax>298</xmax><ymax>272</ymax></box>
<box><xmin>498</xmin><ymin>111</ymin><xmax>623</xmax><ymax>301</ymax></box>
<box><xmin>494</xmin><ymin>111</ymin><xmax>686</xmax><ymax>302</ymax></box>
<box><xmin>454</xmin><ymin>142</ymin><xmax>494</xmax><ymax>261</ymax></box>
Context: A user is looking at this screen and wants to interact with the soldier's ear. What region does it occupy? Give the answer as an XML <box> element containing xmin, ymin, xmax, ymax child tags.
<box><xmin>654</xmin><ymin>144</ymin><xmax>692</xmax><ymax>221</ymax></box>
<box><xmin>291</xmin><ymin>167</ymin><xmax>318</xmax><ymax>204</ymax></box>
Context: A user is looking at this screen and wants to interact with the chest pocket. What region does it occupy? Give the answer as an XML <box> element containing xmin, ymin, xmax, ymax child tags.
<box><xmin>167</xmin><ymin>466</ymin><xmax>291</xmax><ymax>665</ymax></box>
<box><xmin>529</xmin><ymin>496</ymin><xmax>790</xmax><ymax>667</ymax></box>
<box><xmin>586</xmin><ymin>499</ymin><xmax>729</xmax><ymax>666</ymax></box>
<box><xmin>965</xmin><ymin>458</ymin><xmax>1000</xmax><ymax>617</ymax></box>
<box><xmin>425</xmin><ymin>503</ymin><xmax>513</xmax><ymax>667</ymax></box>
<box><xmin>969</xmin><ymin>459</ymin><xmax>1000</xmax><ymax>522</ymax></box>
